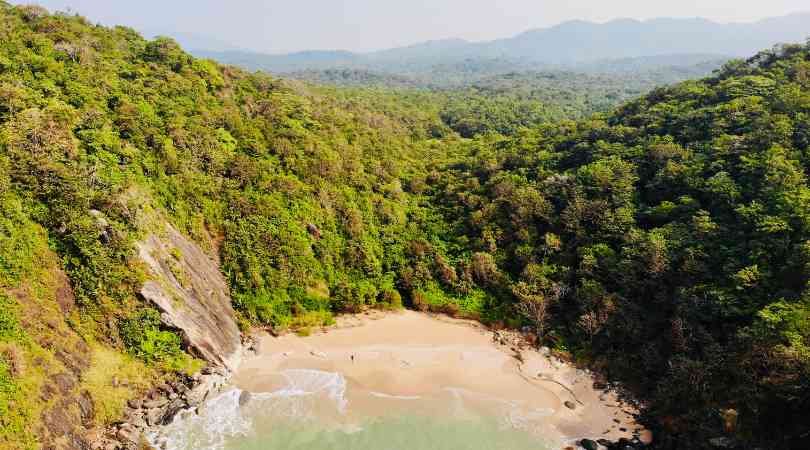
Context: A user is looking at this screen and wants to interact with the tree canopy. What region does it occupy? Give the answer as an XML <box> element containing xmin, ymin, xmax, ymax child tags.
<box><xmin>0</xmin><ymin>2</ymin><xmax>808</xmax><ymax>449</ymax></box>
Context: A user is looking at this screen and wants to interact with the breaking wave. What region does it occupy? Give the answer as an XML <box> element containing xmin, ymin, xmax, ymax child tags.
<box><xmin>148</xmin><ymin>370</ymin><xmax>558</xmax><ymax>450</ymax></box>
<box><xmin>369</xmin><ymin>391</ymin><xmax>421</xmax><ymax>400</ymax></box>
<box><xmin>147</xmin><ymin>369</ymin><xmax>347</xmax><ymax>450</ymax></box>
<box><xmin>146</xmin><ymin>388</ymin><xmax>251</xmax><ymax>450</ymax></box>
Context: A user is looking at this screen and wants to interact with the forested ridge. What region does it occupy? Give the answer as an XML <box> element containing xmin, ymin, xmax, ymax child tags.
<box><xmin>431</xmin><ymin>47</ymin><xmax>810</xmax><ymax>448</ymax></box>
<box><xmin>287</xmin><ymin>63</ymin><xmax>726</xmax><ymax>138</ymax></box>
<box><xmin>0</xmin><ymin>2</ymin><xmax>808</xmax><ymax>449</ymax></box>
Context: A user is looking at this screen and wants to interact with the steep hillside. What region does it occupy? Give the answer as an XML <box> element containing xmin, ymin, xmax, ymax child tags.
<box><xmin>0</xmin><ymin>3</ymin><xmax>460</xmax><ymax>448</ymax></box>
<box><xmin>432</xmin><ymin>44</ymin><xmax>810</xmax><ymax>448</ymax></box>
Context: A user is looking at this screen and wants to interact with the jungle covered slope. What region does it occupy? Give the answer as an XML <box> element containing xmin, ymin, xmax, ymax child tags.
<box><xmin>288</xmin><ymin>62</ymin><xmax>725</xmax><ymax>139</ymax></box>
<box><xmin>431</xmin><ymin>45</ymin><xmax>810</xmax><ymax>447</ymax></box>
<box><xmin>0</xmin><ymin>3</ymin><xmax>464</xmax><ymax>448</ymax></box>
<box><xmin>0</xmin><ymin>2</ymin><xmax>808</xmax><ymax>449</ymax></box>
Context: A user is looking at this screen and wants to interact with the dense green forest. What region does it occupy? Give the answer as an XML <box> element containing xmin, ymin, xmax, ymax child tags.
<box><xmin>431</xmin><ymin>50</ymin><xmax>810</xmax><ymax>448</ymax></box>
<box><xmin>288</xmin><ymin>63</ymin><xmax>726</xmax><ymax>137</ymax></box>
<box><xmin>0</xmin><ymin>2</ymin><xmax>808</xmax><ymax>449</ymax></box>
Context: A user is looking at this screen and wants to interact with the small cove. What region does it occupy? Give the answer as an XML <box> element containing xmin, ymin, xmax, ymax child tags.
<box><xmin>149</xmin><ymin>311</ymin><xmax>641</xmax><ymax>450</ymax></box>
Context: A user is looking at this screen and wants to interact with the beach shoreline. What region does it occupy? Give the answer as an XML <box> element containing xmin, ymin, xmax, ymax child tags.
<box><xmin>233</xmin><ymin>310</ymin><xmax>649</xmax><ymax>448</ymax></box>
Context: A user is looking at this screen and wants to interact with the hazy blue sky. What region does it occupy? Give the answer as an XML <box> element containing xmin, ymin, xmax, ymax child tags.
<box><xmin>10</xmin><ymin>0</ymin><xmax>810</xmax><ymax>53</ymax></box>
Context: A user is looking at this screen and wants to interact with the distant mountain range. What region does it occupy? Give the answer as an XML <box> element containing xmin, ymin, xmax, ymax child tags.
<box><xmin>187</xmin><ymin>13</ymin><xmax>810</xmax><ymax>74</ymax></box>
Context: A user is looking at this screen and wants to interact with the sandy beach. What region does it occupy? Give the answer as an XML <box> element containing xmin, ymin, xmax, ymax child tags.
<box><xmin>231</xmin><ymin>310</ymin><xmax>644</xmax><ymax>448</ymax></box>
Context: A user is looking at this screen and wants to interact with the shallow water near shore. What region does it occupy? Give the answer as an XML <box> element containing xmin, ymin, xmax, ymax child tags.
<box><xmin>150</xmin><ymin>376</ymin><xmax>558</xmax><ymax>450</ymax></box>
<box><xmin>213</xmin><ymin>415</ymin><xmax>553</xmax><ymax>450</ymax></box>
<box><xmin>149</xmin><ymin>311</ymin><xmax>639</xmax><ymax>450</ymax></box>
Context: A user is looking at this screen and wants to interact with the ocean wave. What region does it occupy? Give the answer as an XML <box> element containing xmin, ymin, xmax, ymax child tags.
<box><xmin>443</xmin><ymin>387</ymin><xmax>554</xmax><ymax>432</ymax></box>
<box><xmin>254</xmin><ymin>369</ymin><xmax>348</xmax><ymax>413</ymax></box>
<box><xmin>146</xmin><ymin>388</ymin><xmax>252</xmax><ymax>450</ymax></box>
<box><xmin>147</xmin><ymin>369</ymin><xmax>348</xmax><ymax>450</ymax></box>
<box><xmin>369</xmin><ymin>391</ymin><xmax>421</xmax><ymax>400</ymax></box>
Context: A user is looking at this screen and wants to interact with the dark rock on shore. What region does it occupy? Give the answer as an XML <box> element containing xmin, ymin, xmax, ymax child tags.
<box><xmin>574</xmin><ymin>435</ymin><xmax>653</xmax><ymax>450</ymax></box>
<box><xmin>564</xmin><ymin>400</ymin><xmax>577</xmax><ymax>410</ymax></box>
<box><xmin>239</xmin><ymin>390</ymin><xmax>252</xmax><ymax>407</ymax></box>
<box><xmin>579</xmin><ymin>438</ymin><xmax>599</xmax><ymax>450</ymax></box>
<box><xmin>92</xmin><ymin>369</ymin><xmax>233</xmax><ymax>450</ymax></box>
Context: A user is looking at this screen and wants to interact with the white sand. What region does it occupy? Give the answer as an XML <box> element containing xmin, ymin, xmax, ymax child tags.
<box><xmin>233</xmin><ymin>310</ymin><xmax>643</xmax><ymax>447</ymax></box>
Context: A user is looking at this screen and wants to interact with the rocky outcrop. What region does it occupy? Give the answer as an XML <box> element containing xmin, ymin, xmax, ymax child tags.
<box><xmin>93</xmin><ymin>367</ymin><xmax>234</xmax><ymax>450</ymax></box>
<box><xmin>86</xmin><ymin>222</ymin><xmax>248</xmax><ymax>450</ymax></box>
<box><xmin>136</xmin><ymin>224</ymin><xmax>242</xmax><ymax>370</ymax></box>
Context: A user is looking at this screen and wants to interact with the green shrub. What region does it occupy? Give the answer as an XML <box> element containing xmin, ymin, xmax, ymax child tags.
<box><xmin>0</xmin><ymin>295</ymin><xmax>21</xmax><ymax>342</ymax></box>
<box><xmin>119</xmin><ymin>309</ymin><xmax>193</xmax><ymax>371</ymax></box>
<box><xmin>379</xmin><ymin>288</ymin><xmax>403</xmax><ymax>310</ymax></box>
<box><xmin>0</xmin><ymin>352</ymin><xmax>35</xmax><ymax>449</ymax></box>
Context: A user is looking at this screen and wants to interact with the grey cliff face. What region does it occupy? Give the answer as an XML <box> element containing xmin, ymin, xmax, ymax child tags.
<box><xmin>137</xmin><ymin>224</ymin><xmax>242</xmax><ymax>371</ymax></box>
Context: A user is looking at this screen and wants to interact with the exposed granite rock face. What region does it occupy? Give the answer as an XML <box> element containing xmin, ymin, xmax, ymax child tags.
<box><xmin>88</xmin><ymin>222</ymin><xmax>247</xmax><ymax>449</ymax></box>
<box><xmin>137</xmin><ymin>224</ymin><xmax>241</xmax><ymax>370</ymax></box>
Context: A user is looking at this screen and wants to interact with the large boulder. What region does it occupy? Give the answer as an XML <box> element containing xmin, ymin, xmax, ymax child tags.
<box><xmin>137</xmin><ymin>224</ymin><xmax>242</xmax><ymax>370</ymax></box>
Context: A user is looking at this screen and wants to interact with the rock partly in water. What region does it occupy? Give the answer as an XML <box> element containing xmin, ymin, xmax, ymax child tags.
<box><xmin>579</xmin><ymin>438</ymin><xmax>599</xmax><ymax>450</ymax></box>
<box><xmin>144</xmin><ymin>408</ymin><xmax>164</xmax><ymax>427</ymax></box>
<box><xmin>161</xmin><ymin>399</ymin><xmax>187</xmax><ymax>425</ymax></box>
<box><xmin>185</xmin><ymin>372</ymin><xmax>227</xmax><ymax>407</ymax></box>
<box><xmin>239</xmin><ymin>390</ymin><xmax>252</xmax><ymax>407</ymax></box>
<box><xmin>137</xmin><ymin>224</ymin><xmax>242</xmax><ymax>370</ymax></box>
<box><xmin>102</xmin><ymin>370</ymin><xmax>233</xmax><ymax>449</ymax></box>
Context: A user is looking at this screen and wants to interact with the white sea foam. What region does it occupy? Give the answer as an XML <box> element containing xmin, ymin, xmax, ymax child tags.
<box><xmin>148</xmin><ymin>370</ymin><xmax>348</xmax><ymax>450</ymax></box>
<box><xmin>151</xmin><ymin>372</ymin><xmax>557</xmax><ymax>450</ymax></box>
<box><xmin>443</xmin><ymin>386</ymin><xmax>554</xmax><ymax>433</ymax></box>
<box><xmin>369</xmin><ymin>391</ymin><xmax>422</xmax><ymax>400</ymax></box>
<box><xmin>147</xmin><ymin>388</ymin><xmax>252</xmax><ymax>450</ymax></box>
<box><xmin>256</xmin><ymin>369</ymin><xmax>348</xmax><ymax>413</ymax></box>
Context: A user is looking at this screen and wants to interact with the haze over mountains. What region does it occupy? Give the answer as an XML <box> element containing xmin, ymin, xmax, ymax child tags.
<box><xmin>189</xmin><ymin>12</ymin><xmax>810</xmax><ymax>74</ymax></box>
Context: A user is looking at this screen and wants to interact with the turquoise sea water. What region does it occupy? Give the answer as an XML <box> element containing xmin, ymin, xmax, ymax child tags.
<box><xmin>224</xmin><ymin>416</ymin><xmax>551</xmax><ymax>450</ymax></box>
<box><xmin>148</xmin><ymin>369</ymin><xmax>559</xmax><ymax>450</ymax></box>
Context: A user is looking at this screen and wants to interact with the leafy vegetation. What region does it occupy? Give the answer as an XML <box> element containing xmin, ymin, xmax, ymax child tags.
<box><xmin>119</xmin><ymin>309</ymin><xmax>199</xmax><ymax>372</ymax></box>
<box><xmin>429</xmin><ymin>45</ymin><xmax>810</xmax><ymax>448</ymax></box>
<box><xmin>290</xmin><ymin>66</ymin><xmax>726</xmax><ymax>138</ymax></box>
<box><xmin>0</xmin><ymin>2</ymin><xmax>808</xmax><ymax>449</ymax></box>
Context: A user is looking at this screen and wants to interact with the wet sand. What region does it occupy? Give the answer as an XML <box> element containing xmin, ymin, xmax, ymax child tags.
<box><xmin>233</xmin><ymin>310</ymin><xmax>643</xmax><ymax>447</ymax></box>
